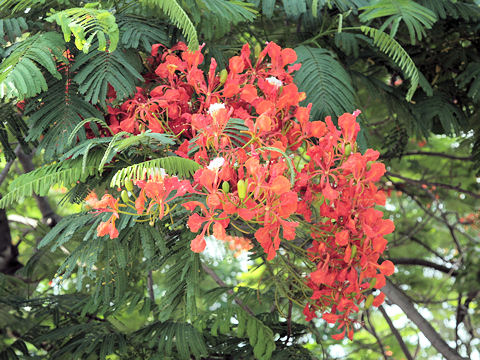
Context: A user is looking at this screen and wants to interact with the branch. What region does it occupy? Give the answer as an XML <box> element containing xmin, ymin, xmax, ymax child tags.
<box><xmin>382</xmin><ymin>280</ymin><xmax>467</xmax><ymax>360</ymax></box>
<box><xmin>201</xmin><ymin>262</ymin><xmax>255</xmax><ymax>316</ymax></box>
<box><xmin>378</xmin><ymin>305</ymin><xmax>414</xmax><ymax>360</ymax></box>
<box><xmin>0</xmin><ymin>144</ymin><xmax>21</xmax><ymax>187</ymax></box>
<box><xmin>399</xmin><ymin>151</ymin><xmax>472</xmax><ymax>161</ymax></box>
<box><xmin>390</xmin><ymin>258</ymin><xmax>458</xmax><ymax>276</ymax></box>
<box><xmin>16</xmin><ymin>148</ymin><xmax>61</xmax><ymax>226</ymax></box>
<box><xmin>363</xmin><ymin>310</ymin><xmax>388</xmax><ymax>360</ymax></box>
<box><xmin>147</xmin><ymin>270</ymin><xmax>155</xmax><ymax>302</ymax></box>
<box><xmin>385</xmin><ymin>171</ymin><xmax>480</xmax><ymax>199</ymax></box>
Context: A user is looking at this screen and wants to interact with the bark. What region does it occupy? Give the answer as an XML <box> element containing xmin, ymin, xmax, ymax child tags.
<box><xmin>0</xmin><ymin>199</ymin><xmax>22</xmax><ymax>274</ymax></box>
<box><xmin>16</xmin><ymin>148</ymin><xmax>60</xmax><ymax>226</ymax></box>
<box><xmin>382</xmin><ymin>280</ymin><xmax>467</xmax><ymax>360</ymax></box>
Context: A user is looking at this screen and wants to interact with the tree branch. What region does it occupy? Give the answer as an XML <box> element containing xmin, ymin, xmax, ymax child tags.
<box><xmin>389</xmin><ymin>258</ymin><xmax>458</xmax><ymax>276</ymax></box>
<box><xmin>385</xmin><ymin>171</ymin><xmax>480</xmax><ymax>199</ymax></box>
<box><xmin>382</xmin><ymin>280</ymin><xmax>467</xmax><ymax>360</ymax></box>
<box><xmin>16</xmin><ymin>148</ymin><xmax>61</xmax><ymax>226</ymax></box>
<box><xmin>147</xmin><ymin>270</ymin><xmax>155</xmax><ymax>302</ymax></box>
<box><xmin>378</xmin><ymin>305</ymin><xmax>414</xmax><ymax>360</ymax></box>
<box><xmin>398</xmin><ymin>151</ymin><xmax>472</xmax><ymax>161</ymax></box>
<box><xmin>201</xmin><ymin>262</ymin><xmax>255</xmax><ymax>316</ymax></box>
<box><xmin>363</xmin><ymin>310</ymin><xmax>388</xmax><ymax>360</ymax></box>
<box><xmin>0</xmin><ymin>145</ymin><xmax>21</xmax><ymax>187</ymax></box>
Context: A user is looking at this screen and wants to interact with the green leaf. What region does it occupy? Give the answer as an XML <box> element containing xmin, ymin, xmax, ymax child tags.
<box><xmin>294</xmin><ymin>45</ymin><xmax>356</xmax><ymax>120</ymax></box>
<box><xmin>0</xmin><ymin>17</ymin><xmax>27</xmax><ymax>45</ymax></box>
<box><xmin>25</xmin><ymin>79</ymin><xmax>103</xmax><ymax>161</ymax></box>
<box><xmin>0</xmin><ymin>32</ymin><xmax>65</xmax><ymax>100</ymax></box>
<box><xmin>359</xmin><ymin>0</ymin><xmax>437</xmax><ymax>44</ymax></box>
<box><xmin>361</xmin><ymin>26</ymin><xmax>419</xmax><ymax>101</ymax></box>
<box><xmin>199</xmin><ymin>0</ymin><xmax>257</xmax><ymax>23</ymax></box>
<box><xmin>47</xmin><ymin>8</ymin><xmax>119</xmax><ymax>53</ymax></box>
<box><xmin>0</xmin><ymin>153</ymin><xmax>104</xmax><ymax>208</ymax></box>
<box><xmin>72</xmin><ymin>48</ymin><xmax>143</xmax><ymax>105</ymax></box>
<box><xmin>110</xmin><ymin>156</ymin><xmax>201</xmax><ymax>187</ymax></box>
<box><xmin>457</xmin><ymin>62</ymin><xmax>480</xmax><ymax>102</ymax></box>
<box><xmin>117</xmin><ymin>14</ymin><xmax>170</xmax><ymax>51</ymax></box>
<box><xmin>140</xmin><ymin>0</ymin><xmax>199</xmax><ymax>50</ymax></box>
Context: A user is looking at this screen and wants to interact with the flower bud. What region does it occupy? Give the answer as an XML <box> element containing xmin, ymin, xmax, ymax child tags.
<box><xmin>350</xmin><ymin>244</ymin><xmax>357</xmax><ymax>259</ymax></box>
<box><xmin>125</xmin><ymin>180</ymin><xmax>134</xmax><ymax>192</ymax></box>
<box><xmin>121</xmin><ymin>190</ymin><xmax>130</xmax><ymax>203</ymax></box>
<box><xmin>365</xmin><ymin>294</ymin><xmax>374</xmax><ymax>309</ymax></box>
<box><xmin>344</xmin><ymin>143</ymin><xmax>352</xmax><ymax>156</ymax></box>
<box><xmin>222</xmin><ymin>181</ymin><xmax>230</xmax><ymax>193</ymax></box>
<box><xmin>219</xmin><ymin>69</ymin><xmax>228</xmax><ymax>85</ymax></box>
<box><xmin>237</xmin><ymin>179</ymin><xmax>247</xmax><ymax>200</ymax></box>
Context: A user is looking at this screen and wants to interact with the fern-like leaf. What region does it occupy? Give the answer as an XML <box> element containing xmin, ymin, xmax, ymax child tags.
<box><xmin>0</xmin><ymin>32</ymin><xmax>66</xmax><ymax>100</ymax></box>
<box><xmin>237</xmin><ymin>309</ymin><xmax>276</xmax><ymax>360</ymax></box>
<box><xmin>140</xmin><ymin>0</ymin><xmax>199</xmax><ymax>50</ymax></box>
<box><xmin>111</xmin><ymin>156</ymin><xmax>201</xmax><ymax>187</ymax></box>
<box><xmin>457</xmin><ymin>62</ymin><xmax>480</xmax><ymax>102</ymax></box>
<box><xmin>294</xmin><ymin>45</ymin><xmax>355</xmax><ymax>120</ymax></box>
<box><xmin>0</xmin><ymin>17</ymin><xmax>27</xmax><ymax>45</ymax></box>
<box><xmin>413</xmin><ymin>93</ymin><xmax>466</xmax><ymax>135</ymax></box>
<box><xmin>72</xmin><ymin>48</ymin><xmax>143</xmax><ymax>105</ymax></box>
<box><xmin>359</xmin><ymin>0</ymin><xmax>437</xmax><ymax>44</ymax></box>
<box><xmin>47</xmin><ymin>8</ymin><xmax>119</xmax><ymax>53</ymax></box>
<box><xmin>281</xmin><ymin>0</ymin><xmax>307</xmax><ymax>20</ymax></box>
<box><xmin>135</xmin><ymin>321</ymin><xmax>208</xmax><ymax>360</ymax></box>
<box><xmin>361</xmin><ymin>26</ymin><xmax>419</xmax><ymax>101</ymax></box>
<box><xmin>420</xmin><ymin>0</ymin><xmax>480</xmax><ymax>21</ymax></box>
<box><xmin>0</xmin><ymin>153</ymin><xmax>104</xmax><ymax>208</ymax></box>
<box><xmin>25</xmin><ymin>77</ymin><xmax>103</xmax><ymax>161</ymax></box>
<box><xmin>199</xmin><ymin>0</ymin><xmax>257</xmax><ymax>23</ymax></box>
<box><xmin>117</xmin><ymin>14</ymin><xmax>170</xmax><ymax>51</ymax></box>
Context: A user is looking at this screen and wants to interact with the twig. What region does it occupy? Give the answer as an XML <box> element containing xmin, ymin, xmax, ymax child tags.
<box><xmin>0</xmin><ymin>145</ymin><xmax>21</xmax><ymax>187</ymax></box>
<box><xmin>16</xmin><ymin>148</ymin><xmax>61</xmax><ymax>226</ymax></box>
<box><xmin>382</xmin><ymin>280</ymin><xmax>467</xmax><ymax>360</ymax></box>
<box><xmin>201</xmin><ymin>262</ymin><xmax>255</xmax><ymax>316</ymax></box>
<box><xmin>147</xmin><ymin>270</ymin><xmax>155</xmax><ymax>302</ymax></box>
<box><xmin>389</xmin><ymin>258</ymin><xmax>458</xmax><ymax>276</ymax></box>
<box><xmin>378</xmin><ymin>305</ymin><xmax>414</xmax><ymax>360</ymax></box>
<box><xmin>398</xmin><ymin>151</ymin><xmax>472</xmax><ymax>161</ymax></box>
<box><xmin>385</xmin><ymin>171</ymin><xmax>480</xmax><ymax>199</ymax></box>
<box><xmin>393</xmin><ymin>151</ymin><xmax>473</xmax><ymax>161</ymax></box>
<box><xmin>364</xmin><ymin>310</ymin><xmax>388</xmax><ymax>360</ymax></box>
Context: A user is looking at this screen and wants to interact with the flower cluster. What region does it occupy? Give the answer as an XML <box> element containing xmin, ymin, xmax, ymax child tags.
<box><xmin>87</xmin><ymin>42</ymin><xmax>395</xmax><ymax>340</ymax></box>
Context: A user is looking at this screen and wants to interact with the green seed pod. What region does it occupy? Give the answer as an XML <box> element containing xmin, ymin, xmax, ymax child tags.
<box><xmin>365</xmin><ymin>294</ymin><xmax>374</xmax><ymax>309</ymax></box>
<box><xmin>237</xmin><ymin>179</ymin><xmax>247</xmax><ymax>200</ymax></box>
<box><xmin>125</xmin><ymin>180</ymin><xmax>134</xmax><ymax>192</ymax></box>
<box><xmin>254</xmin><ymin>43</ymin><xmax>261</xmax><ymax>58</ymax></box>
<box><xmin>219</xmin><ymin>69</ymin><xmax>228</xmax><ymax>85</ymax></box>
<box><xmin>121</xmin><ymin>190</ymin><xmax>130</xmax><ymax>204</ymax></box>
<box><xmin>350</xmin><ymin>244</ymin><xmax>357</xmax><ymax>259</ymax></box>
<box><xmin>369</xmin><ymin>277</ymin><xmax>377</xmax><ymax>289</ymax></box>
<box><xmin>222</xmin><ymin>181</ymin><xmax>230</xmax><ymax>193</ymax></box>
<box><xmin>344</xmin><ymin>143</ymin><xmax>352</xmax><ymax>156</ymax></box>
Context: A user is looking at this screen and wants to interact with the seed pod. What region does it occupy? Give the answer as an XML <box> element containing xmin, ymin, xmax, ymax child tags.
<box><xmin>344</xmin><ymin>143</ymin><xmax>352</xmax><ymax>156</ymax></box>
<box><xmin>350</xmin><ymin>244</ymin><xmax>357</xmax><ymax>259</ymax></box>
<box><xmin>237</xmin><ymin>179</ymin><xmax>247</xmax><ymax>200</ymax></box>
<box><xmin>125</xmin><ymin>180</ymin><xmax>134</xmax><ymax>192</ymax></box>
<box><xmin>222</xmin><ymin>181</ymin><xmax>230</xmax><ymax>193</ymax></box>
<box><xmin>254</xmin><ymin>43</ymin><xmax>261</xmax><ymax>58</ymax></box>
<box><xmin>121</xmin><ymin>190</ymin><xmax>130</xmax><ymax>203</ymax></box>
<box><xmin>219</xmin><ymin>69</ymin><xmax>228</xmax><ymax>85</ymax></box>
<box><xmin>365</xmin><ymin>294</ymin><xmax>374</xmax><ymax>309</ymax></box>
<box><xmin>369</xmin><ymin>277</ymin><xmax>377</xmax><ymax>289</ymax></box>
